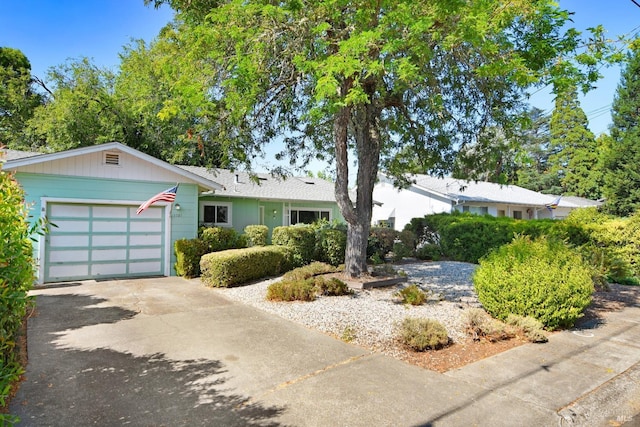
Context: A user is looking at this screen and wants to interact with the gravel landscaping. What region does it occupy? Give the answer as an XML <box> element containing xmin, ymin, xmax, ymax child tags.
<box><xmin>211</xmin><ymin>261</ymin><xmax>481</xmax><ymax>357</ymax></box>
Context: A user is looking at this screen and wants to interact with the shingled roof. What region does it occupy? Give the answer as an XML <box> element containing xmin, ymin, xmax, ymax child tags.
<box><xmin>179</xmin><ymin>166</ymin><xmax>338</xmax><ymax>203</ymax></box>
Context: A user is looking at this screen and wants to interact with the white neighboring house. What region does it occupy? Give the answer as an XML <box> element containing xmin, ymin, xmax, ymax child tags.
<box><xmin>372</xmin><ymin>173</ymin><xmax>602</xmax><ymax>231</ymax></box>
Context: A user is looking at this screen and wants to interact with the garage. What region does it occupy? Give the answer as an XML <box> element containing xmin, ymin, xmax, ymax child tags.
<box><xmin>44</xmin><ymin>202</ymin><xmax>167</xmax><ymax>282</ymax></box>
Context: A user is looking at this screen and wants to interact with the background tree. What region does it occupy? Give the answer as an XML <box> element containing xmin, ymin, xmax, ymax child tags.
<box><xmin>0</xmin><ymin>47</ymin><xmax>43</xmax><ymax>148</ymax></box>
<box><xmin>149</xmin><ymin>0</ymin><xmax>615</xmax><ymax>277</ymax></box>
<box><xmin>548</xmin><ymin>85</ymin><xmax>601</xmax><ymax>199</ymax></box>
<box><xmin>603</xmin><ymin>41</ymin><xmax>640</xmax><ymax>216</ymax></box>
<box><xmin>25</xmin><ymin>58</ymin><xmax>124</xmax><ymax>152</ymax></box>
<box><xmin>514</xmin><ymin>108</ymin><xmax>562</xmax><ymax>194</ymax></box>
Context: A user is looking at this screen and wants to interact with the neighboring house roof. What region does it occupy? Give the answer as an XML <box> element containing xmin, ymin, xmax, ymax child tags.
<box><xmin>1</xmin><ymin>148</ymin><xmax>41</xmax><ymax>161</ymax></box>
<box><xmin>180</xmin><ymin>166</ymin><xmax>339</xmax><ymax>203</ymax></box>
<box><xmin>1</xmin><ymin>142</ymin><xmax>224</xmax><ymax>192</ymax></box>
<box><xmin>553</xmin><ymin>195</ymin><xmax>603</xmax><ymax>208</ymax></box>
<box><xmin>393</xmin><ymin>173</ymin><xmax>587</xmax><ymax>208</ymax></box>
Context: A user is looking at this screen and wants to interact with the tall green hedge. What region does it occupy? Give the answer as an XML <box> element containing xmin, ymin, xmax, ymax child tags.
<box><xmin>272</xmin><ymin>225</ymin><xmax>316</xmax><ymax>267</ymax></box>
<box><xmin>174</xmin><ymin>238</ymin><xmax>210</xmax><ymax>278</ymax></box>
<box><xmin>0</xmin><ymin>168</ymin><xmax>35</xmax><ymax>417</ymax></box>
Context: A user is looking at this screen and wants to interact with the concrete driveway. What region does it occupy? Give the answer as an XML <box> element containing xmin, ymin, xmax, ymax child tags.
<box><xmin>9</xmin><ymin>277</ymin><xmax>640</xmax><ymax>426</ymax></box>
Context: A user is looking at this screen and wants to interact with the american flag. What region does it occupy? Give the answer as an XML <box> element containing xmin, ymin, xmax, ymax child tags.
<box><xmin>136</xmin><ymin>185</ymin><xmax>179</xmax><ymax>215</ymax></box>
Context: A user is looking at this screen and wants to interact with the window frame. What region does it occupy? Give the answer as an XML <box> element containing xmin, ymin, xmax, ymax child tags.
<box><xmin>199</xmin><ymin>201</ymin><xmax>233</xmax><ymax>227</ymax></box>
<box><xmin>288</xmin><ymin>207</ymin><xmax>331</xmax><ymax>225</ymax></box>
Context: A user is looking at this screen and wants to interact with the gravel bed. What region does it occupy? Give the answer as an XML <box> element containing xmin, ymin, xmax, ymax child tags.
<box><xmin>212</xmin><ymin>261</ymin><xmax>480</xmax><ymax>356</ymax></box>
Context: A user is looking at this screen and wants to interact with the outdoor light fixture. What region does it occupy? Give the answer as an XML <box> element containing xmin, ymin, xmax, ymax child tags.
<box><xmin>175</xmin><ymin>203</ymin><xmax>181</xmax><ymax>211</ymax></box>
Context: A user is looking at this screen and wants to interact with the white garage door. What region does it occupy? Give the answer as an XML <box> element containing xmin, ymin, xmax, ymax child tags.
<box><xmin>44</xmin><ymin>203</ymin><xmax>166</xmax><ymax>282</ymax></box>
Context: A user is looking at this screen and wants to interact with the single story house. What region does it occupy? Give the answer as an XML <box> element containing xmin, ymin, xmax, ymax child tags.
<box><xmin>1</xmin><ymin>142</ymin><xmax>343</xmax><ymax>284</ymax></box>
<box><xmin>372</xmin><ymin>173</ymin><xmax>602</xmax><ymax>231</ymax></box>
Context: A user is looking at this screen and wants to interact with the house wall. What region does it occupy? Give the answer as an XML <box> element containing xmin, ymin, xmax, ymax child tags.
<box><xmin>372</xmin><ymin>181</ymin><xmax>452</xmax><ymax>231</ymax></box>
<box><xmin>15</xmin><ymin>172</ymin><xmax>198</xmax><ymax>277</ymax></box>
<box><xmin>199</xmin><ymin>195</ymin><xmax>344</xmax><ymax>238</ymax></box>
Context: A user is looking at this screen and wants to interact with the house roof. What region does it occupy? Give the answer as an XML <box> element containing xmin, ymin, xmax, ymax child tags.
<box><xmin>1</xmin><ymin>142</ymin><xmax>224</xmax><ymax>192</ymax></box>
<box><xmin>397</xmin><ymin>173</ymin><xmax>595</xmax><ymax>208</ymax></box>
<box><xmin>1</xmin><ymin>148</ymin><xmax>41</xmax><ymax>161</ymax></box>
<box><xmin>179</xmin><ymin>166</ymin><xmax>339</xmax><ymax>203</ymax></box>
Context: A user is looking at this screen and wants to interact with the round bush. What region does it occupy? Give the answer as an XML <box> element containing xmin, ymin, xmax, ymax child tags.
<box><xmin>399</xmin><ymin>318</ymin><xmax>450</xmax><ymax>351</ymax></box>
<box><xmin>473</xmin><ymin>235</ymin><xmax>594</xmax><ymax>330</ymax></box>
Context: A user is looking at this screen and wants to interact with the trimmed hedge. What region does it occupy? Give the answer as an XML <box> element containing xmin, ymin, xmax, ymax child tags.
<box><xmin>200</xmin><ymin>226</ymin><xmax>245</xmax><ymax>252</ymax></box>
<box><xmin>272</xmin><ymin>225</ymin><xmax>316</xmax><ymax>267</ymax></box>
<box><xmin>174</xmin><ymin>238</ymin><xmax>210</xmax><ymax>278</ymax></box>
<box><xmin>244</xmin><ymin>224</ymin><xmax>269</xmax><ymax>247</ymax></box>
<box><xmin>473</xmin><ymin>235</ymin><xmax>594</xmax><ymax>330</ymax></box>
<box><xmin>200</xmin><ymin>246</ymin><xmax>293</xmax><ymax>287</ymax></box>
<box><xmin>315</xmin><ymin>228</ymin><xmax>347</xmax><ymax>266</ymax></box>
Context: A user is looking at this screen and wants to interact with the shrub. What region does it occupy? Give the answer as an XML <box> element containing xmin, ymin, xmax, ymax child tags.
<box><xmin>200</xmin><ymin>246</ymin><xmax>292</xmax><ymax>287</ymax></box>
<box><xmin>282</xmin><ymin>261</ymin><xmax>339</xmax><ymax>281</ymax></box>
<box><xmin>473</xmin><ymin>235</ymin><xmax>594</xmax><ymax>330</ymax></box>
<box><xmin>200</xmin><ymin>226</ymin><xmax>244</xmax><ymax>252</ymax></box>
<box><xmin>394</xmin><ymin>284</ymin><xmax>428</xmax><ymax>306</ymax></box>
<box><xmin>266</xmin><ymin>278</ymin><xmax>317</xmax><ymax>302</ymax></box>
<box><xmin>505</xmin><ymin>314</ymin><xmax>548</xmax><ymax>343</ymax></box>
<box><xmin>244</xmin><ymin>224</ymin><xmax>268</xmax><ymax>247</ymax></box>
<box><xmin>315</xmin><ymin>276</ymin><xmax>351</xmax><ymax>296</ymax></box>
<box><xmin>399</xmin><ymin>318</ymin><xmax>450</xmax><ymax>351</ymax></box>
<box><xmin>0</xmin><ymin>168</ymin><xmax>36</xmax><ymax>417</ymax></box>
<box><xmin>462</xmin><ymin>308</ymin><xmax>515</xmax><ymax>342</ymax></box>
<box><xmin>315</xmin><ymin>228</ymin><xmax>347</xmax><ymax>266</ymax></box>
<box><xmin>272</xmin><ymin>225</ymin><xmax>316</xmax><ymax>267</ymax></box>
<box><xmin>415</xmin><ymin>244</ymin><xmax>442</xmax><ymax>261</ymax></box>
<box><xmin>174</xmin><ymin>238</ymin><xmax>209</xmax><ymax>278</ymax></box>
<box><xmin>367</xmin><ymin>227</ymin><xmax>398</xmax><ymax>260</ymax></box>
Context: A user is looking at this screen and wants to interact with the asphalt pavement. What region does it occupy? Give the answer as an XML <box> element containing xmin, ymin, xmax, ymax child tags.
<box><xmin>9</xmin><ymin>277</ymin><xmax>640</xmax><ymax>426</ymax></box>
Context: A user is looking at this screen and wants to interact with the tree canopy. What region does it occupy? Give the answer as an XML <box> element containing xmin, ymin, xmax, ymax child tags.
<box><xmin>148</xmin><ymin>0</ymin><xmax>615</xmax><ymax>276</ymax></box>
<box><xmin>603</xmin><ymin>40</ymin><xmax>640</xmax><ymax>216</ymax></box>
<box><xmin>0</xmin><ymin>47</ymin><xmax>43</xmax><ymax>148</ymax></box>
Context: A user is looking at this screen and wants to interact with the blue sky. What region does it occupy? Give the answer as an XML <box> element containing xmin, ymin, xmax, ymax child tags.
<box><xmin>1</xmin><ymin>1</ymin><xmax>639</xmax><ymax>140</ymax></box>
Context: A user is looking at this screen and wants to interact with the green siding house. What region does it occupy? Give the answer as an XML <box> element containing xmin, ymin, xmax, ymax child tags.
<box><xmin>2</xmin><ymin>142</ymin><xmax>344</xmax><ymax>284</ymax></box>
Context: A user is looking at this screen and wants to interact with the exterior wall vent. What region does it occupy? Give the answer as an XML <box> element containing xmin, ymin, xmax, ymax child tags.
<box><xmin>104</xmin><ymin>152</ymin><xmax>120</xmax><ymax>166</ymax></box>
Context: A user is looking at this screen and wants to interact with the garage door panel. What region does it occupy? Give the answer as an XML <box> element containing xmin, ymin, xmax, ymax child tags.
<box><xmin>53</xmin><ymin>220</ymin><xmax>90</xmax><ymax>233</ymax></box>
<box><xmin>91</xmin><ymin>263</ymin><xmax>128</xmax><ymax>276</ymax></box>
<box><xmin>129</xmin><ymin>235</ymin><xmax>162</xmax><ymax>245</ymax></box>
<box><xmin>130</xmin><ymin>222</ymin><xmax>162</xmax><ymax>232</ymax></box>
<box><xmin>92</xmin><ymin>249</ymin><xmax>128</xmax><ymax>261</ymax></box>
<box><xmin>45</xmin><ymin>203</ymin><xmax>166</xmax><ymax>282</ymax></box>
<box><xmin>93</xmin><ymin>206</ymin><xmax>128</xmax><ymax>218</ymax></box>
<box><xmin>50</xmin><ymin>235</ymin><xmax>90</xmax><ymax>247</ymax></box>
<box><xmin>49</xmin><ymin>264</ymin><xmax>89</xmax><ymax>278</ymax></box>
<box><xmin>50</xmin><ymin>204</ymin><xmax>90</xmax><ymax>217</ymax></box>
<box><xmin>92</xmin><ymin>235</ymin><xmax>128</xmax><ymax>247</ymax></box>
<box><xmin>49</xmin><ymin>250</ymin><xmax>89</xmax><ymax>263</ymax></box>
<box><xmin>92</xmin><ymin>221</ymin><xmax>128</xmax><ymax>232</ymax></box>
<box><xmin>129</xmin><ymin>248</ymin><xmax>161</xmax><ymax>260</ymax></box>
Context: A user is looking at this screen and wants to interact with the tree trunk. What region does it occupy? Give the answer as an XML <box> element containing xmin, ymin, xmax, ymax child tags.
<box><xmin>334</xmin><ymin>99</ymin><xmax>381</xmax><ymax>278</ymax></box>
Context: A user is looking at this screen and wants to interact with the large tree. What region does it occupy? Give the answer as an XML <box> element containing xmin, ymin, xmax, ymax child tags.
<box><xmin>515</xmin><ymin>108</ymin><xmax>562</xmax><ymax>193</ymax></box>
<box><xmin>150</xmin><ymin>0</ymin><xmax>614</xmax><ymax>277</ymax></box>
<box><xmin>25</xmin><ymin>58</ymin><xmax>124</xmax><ymax>152</ymax></box>
<box><xmin>0</xmin><ymin>47</ymin><xmax>43</xmax><ymax>148</ymax></box>
<box><xmin>548</xmin><ymin>85</ymin><xmax>601</xmax><ymax>199</ymax></box>
<box><xmin>603</xmin><ymin>41</ymin><xmax>640</xmax><ymax>216</ymax></box>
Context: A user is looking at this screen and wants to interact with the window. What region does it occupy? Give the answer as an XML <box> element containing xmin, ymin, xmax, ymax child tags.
<box><xmin>498</xmin><ymin>210</ymin><xmax>506</xmax><ymax>217</ymax></box>
<box><xmin>513</xmin><ymin>210</ymin><xmax>522</xmax><ymax>219</ymax></box>
<box><xmin>200</xmin><ymin>202</ymin><xmax>232</xmax><ymax>226</ymax></box>
<box><xmin>463</xmin><ymin>206</ymin><xmax>488</xmax><ymax>215</ymax></box>
<box><xmin>289</xmin><ymin>209</ymin><xmax>330</xmax><ymax>225</ymax></box>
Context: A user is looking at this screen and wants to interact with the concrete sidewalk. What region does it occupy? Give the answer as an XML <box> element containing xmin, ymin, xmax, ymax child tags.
<box><xmin>9</xmin><ymin>277</ymin><xmax>640</xmax><ymax>426</ymax></box>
